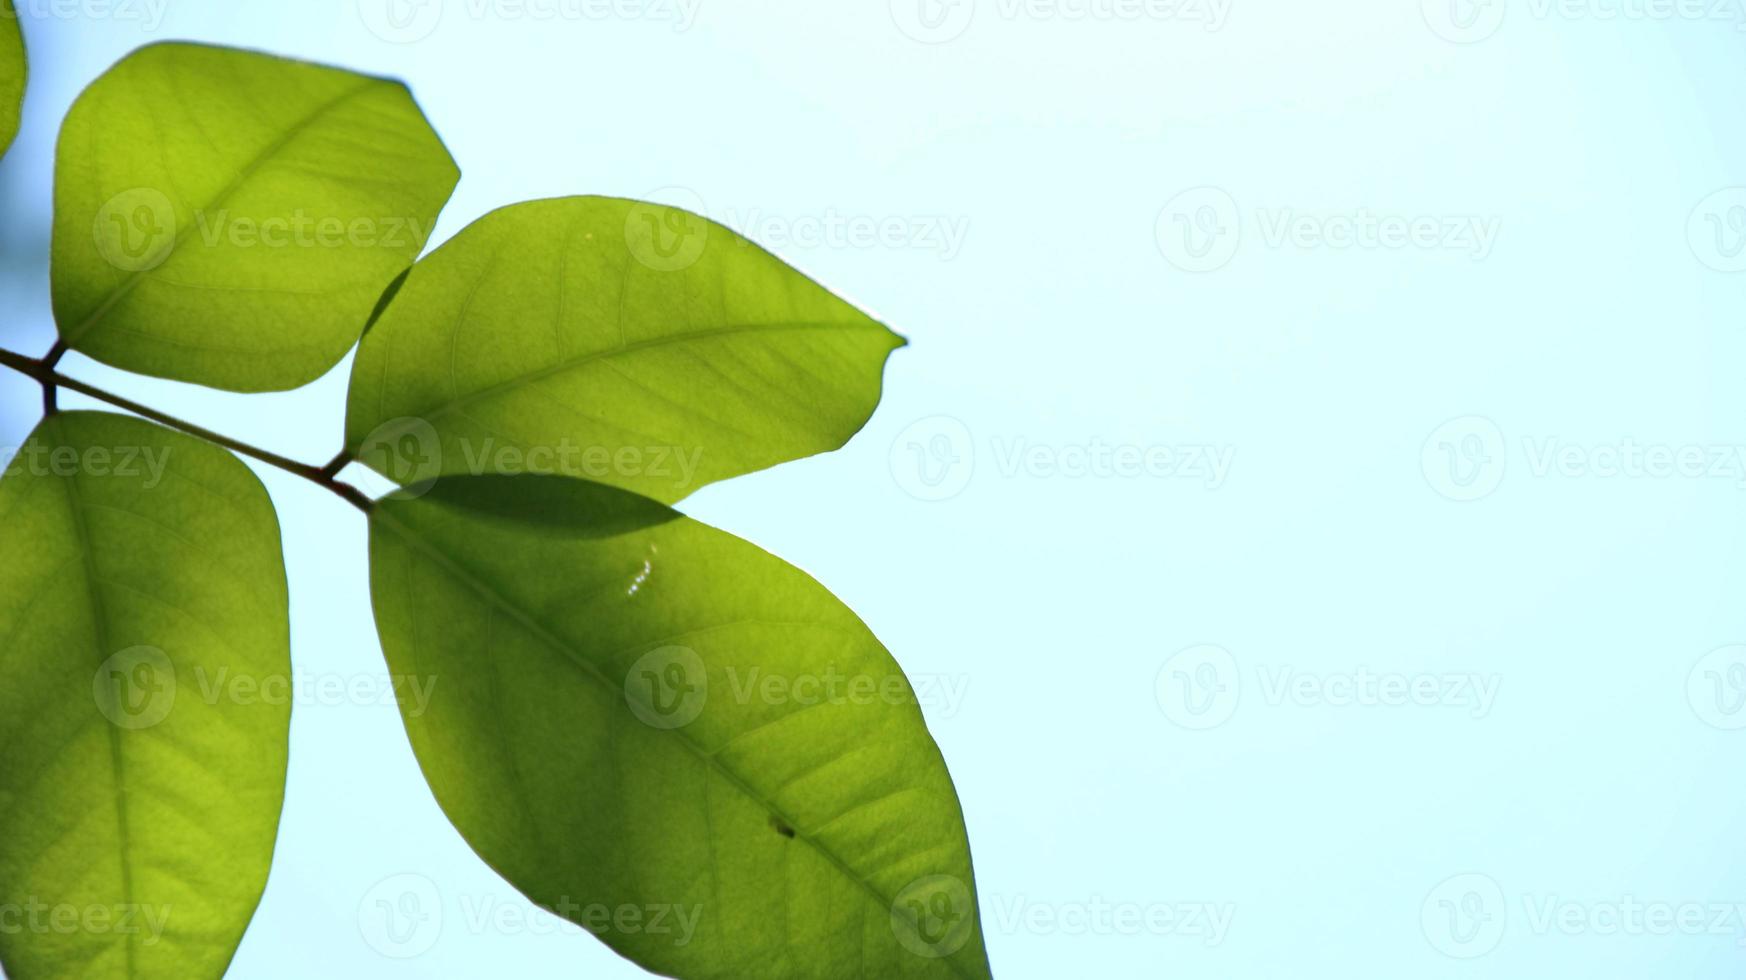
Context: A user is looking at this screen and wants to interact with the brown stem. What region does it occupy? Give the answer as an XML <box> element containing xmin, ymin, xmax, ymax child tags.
<box><xmin>40</xmin><ymin>340</ymin><xmax>67</xmax><ymax>415</ymax></box>
<box><xmin>0</xmin><ymin>347</ymin><xmax>372</xmax><ymax>513</ymax></box>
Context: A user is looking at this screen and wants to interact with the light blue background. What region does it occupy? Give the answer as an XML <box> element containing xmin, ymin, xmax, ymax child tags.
<box><xmin>4</xmin><ymin>1</ymin><xmax>1746</xmax><ymax>977</ymax></box>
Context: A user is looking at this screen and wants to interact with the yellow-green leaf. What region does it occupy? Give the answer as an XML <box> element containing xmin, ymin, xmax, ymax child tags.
<box><xmin>369</xmin><ymin>476</ymin><xmax>990</xmax><ymax>979</ymax></box>
<box><xmin>52</xmin><ymin>42</ymin><xmax>459</xmax><ymax>392</ymax></box>
<box><xmin>0</xmin><ymin>412</ymin><xmax>290</xmax><ymax>979</ymax></box>
<box><xmin>0</xmin><ymin>0</ymin><xmax>23</xmax><ymax>158</ymax></box>
<box><xmin>346</xmin><ymin>196</ymin><xmax>905</xmax><ymax>503</ymax></box>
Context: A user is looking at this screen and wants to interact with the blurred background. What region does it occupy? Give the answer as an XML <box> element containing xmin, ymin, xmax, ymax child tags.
<box><xmin>4</xmin><ymin>1</ymin><xmax>1746</xmax><ymax>977</ymax></box>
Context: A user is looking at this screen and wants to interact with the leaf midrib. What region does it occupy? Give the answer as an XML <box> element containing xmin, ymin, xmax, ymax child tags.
<box><xmin>63</xmin><ymin>75</ymin><xmax>383</xmax><ymax>346</ymax></box>
<box><xmin>54</xmin><ymin>420</ymin><xmax>139</xmax><ymax>980</ymax></box>
<box><xmin>370</xmin><ymin>505</ymin><xmax>981</xmax><ymax>980</ymax></box>
<box><xmin>351</xmin><ymin>319</ymin><xmax>895</xmax><ymax>451</ymax></box>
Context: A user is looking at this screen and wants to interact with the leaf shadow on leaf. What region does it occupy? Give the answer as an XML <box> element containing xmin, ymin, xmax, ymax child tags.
<box><xmin>412</xmin><ymin>473</ymin><xmax>681</xmax><ymax>538</ymax></box>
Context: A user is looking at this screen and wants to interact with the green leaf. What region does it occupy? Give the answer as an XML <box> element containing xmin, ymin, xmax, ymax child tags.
<box><xmin>345</xmin><ymin>196</ymin><xmax>906</xmax><ymax>504</ymax></box>
<box><xmin>51</xmin><ymin>42</ymin><xmax>459</xmax><ymax>393</ymax></box>
<box><xmin>369</xmin><ymin>476</ymin><xmax>989</xmax><ymax>979</ymax></box>
<box><xmin>0</xmin><ymin>0</ymin><xmax>23</xmax><ymax>159</ymax></box>
<box><xmin>0</xmin><ymin>412</ymin><xmax>290</xmax><ymax>980</ymax></box>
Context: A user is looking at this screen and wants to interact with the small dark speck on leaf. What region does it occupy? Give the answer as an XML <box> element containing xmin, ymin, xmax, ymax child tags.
<box><xmin>770</xmin><ymin>816</ymin><xmax>796</xmax><ymax>838</ymax></box>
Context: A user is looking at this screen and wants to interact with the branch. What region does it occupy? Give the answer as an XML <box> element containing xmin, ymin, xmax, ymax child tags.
<box><xmin>40</xmin><ymin>339</ymin><xmax>66</xmax><ymax>414</ymax></box>
<box><xmin>0</xmin><ymin>348</ymin><xmax>373</xmax><ymax>513</ymax></box>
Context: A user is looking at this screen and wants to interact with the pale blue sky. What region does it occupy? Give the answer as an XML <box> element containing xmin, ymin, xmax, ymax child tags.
<box><xmin>4</xmin><ymin>2</ymin><xmax>1746</xmax><ymax>977</ymax></box>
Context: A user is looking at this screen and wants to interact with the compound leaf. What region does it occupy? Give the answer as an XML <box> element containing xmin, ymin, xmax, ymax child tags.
<box><xmin>369</xmin><ymin>475</ymin><xmax>989</xmax><ymax>979</ymax></box>
<box><xmin>345</xmin><ymin>196</ymin><xmax>905</xmax><ymax>504</ymax></box>
<box><xmin>1</xmin><ymin>0</ymin><xmax>22</xmax><ymax>158</ymax></box>
<box><xmin>52</xmin><ymin>42</ymin><xmax>459</xmax><ymax>392</ymax></box>
<box><xmin>0</xmin><ymin>412</ymin><xmax>290</xmax><ymax>979</ymax></box>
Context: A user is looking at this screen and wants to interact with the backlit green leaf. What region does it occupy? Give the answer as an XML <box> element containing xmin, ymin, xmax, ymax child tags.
<box><xmin>369</xmin><ymin>476</ymin><xmax>989</xmax><ymax>979</ymax></box>
<box><xmin>52</xmin><ymin>42</ymin><xmax>459</xmax><ymax>392</ymax></box>
<box><xmin>0</xmin><ymin>412</ymin><xmax>290</xmax><ymax>980</ymax></box>
<box><xmin>345</xmin><ymin>196</ymin><xmax>905</xmax><ymax>504</ymax></box>
<box><xmin>1</xmin><ymin>0</ymin><xmax>23</xmax><ymax>159</ymax></box>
